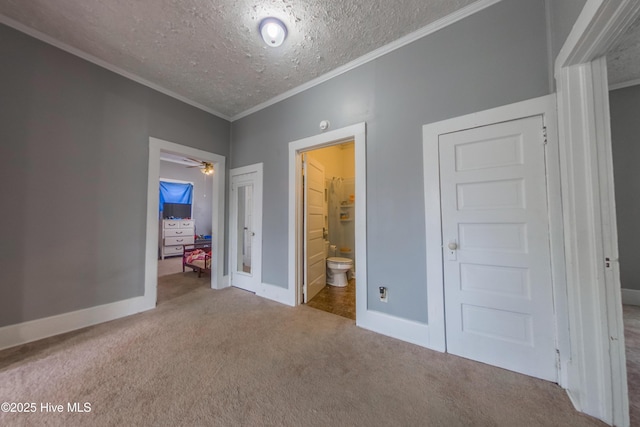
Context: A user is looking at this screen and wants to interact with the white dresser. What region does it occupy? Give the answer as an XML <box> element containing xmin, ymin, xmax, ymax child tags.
<box><xmin>160</xmin><ymin>219</ymin><xmax>195</xmax><ymax>259</ymax></box>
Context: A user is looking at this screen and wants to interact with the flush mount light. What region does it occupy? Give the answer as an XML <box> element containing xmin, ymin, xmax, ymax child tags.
<box><xmin>260</xmin><ymin>17</ymin><xmax>287</xmax><ymax>47</ymax></box>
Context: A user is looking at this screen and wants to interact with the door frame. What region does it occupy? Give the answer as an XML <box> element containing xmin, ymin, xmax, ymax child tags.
<box><xmin>145</xmin><ymin>137</ymin><xmax>227</xmax><ymax>308</ymax></box>
<box><xmin>229</xmin><ymin>163</ymin><xmax>263</xmax><ymax>292</ymax></box>
<box><xmin>554</xmin><ymin>1</ymin><xmax>640</xmax><ymax>424</ymax></box>
<box><xmin>288</xmin><ymin>122</ymin><xmax>367</xmax><ymax>319</ymax></box>
<box><xmin>422</xmin><ymin>94</ymin><xmax>568</xmax><ymax>379</ymax></box>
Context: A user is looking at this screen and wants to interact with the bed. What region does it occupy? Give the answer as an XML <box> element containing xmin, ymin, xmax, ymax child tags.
<box><xmin>182</xmin><ymin>242</ymin><xmax>212</xmax><ymax>277</ymax></box>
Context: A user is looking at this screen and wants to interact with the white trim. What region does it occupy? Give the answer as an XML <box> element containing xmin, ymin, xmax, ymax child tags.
<box><xmin>554</xmin><ymin>1</ymin><xmax>640</xmax><ymax>425</ymax></box>
<box><xmin>593</xmin><ymin>56</ymin><xmax>629</xmax><ymax>427</ymax></box>
<box><xmin>230</xmin><ymin>0</ymin><xmax>503</xmax><ymax>121</ymax></box>
<box><xmin>256</xmin><ymin>282</ymin><xmax>296</xmax><ymax>307</ymax></box>
<box><xmin>159</xmin><ymin>177</ymin><xmax>194</xmax><ymax>185</ymax></box>
<box><xmin>147</xmin><ymin>137</ymin><xmax>227</xmax><ymax>303</ymax></box>
<box><xmin>288</xmin><ymin>123</ymin><xmax>367</xmax><ymax>320</ymax></box>
<box><xmin>0</xmin><ymin>296</ymin><xmax>150</xmax><ymax>351</ymax></box>
<box><xmin>556</xmin><ymin>62</ymin><xmax>616</xmax><ymax>423</ymax></box>
<box><xmin>422</xmin><ymin>95</ymin><xmax>566</xmax><ymax>359</ymax></box>
<box><xmin>357</xmin><ymin>310</ymin><xmax>431</xmax><ymax>349</ymax></box>
<box><xmin>621</xmin><ymin>289</ymin><xmax>640</xmax><ymax>306</ymax></box>
<box><xmin>229</xmin><ymin>163</ymin><xmax>264</xmax><ymax>293</ymax></box>
<box><xmin>0</xmin><ymin>14</ymin><xmax>230</xmax><ymax>121</ymax></box>
<box><xmin>609</xmin><ymin>78</ymin><xmax>640</xmax><ymax>91</ymax></box>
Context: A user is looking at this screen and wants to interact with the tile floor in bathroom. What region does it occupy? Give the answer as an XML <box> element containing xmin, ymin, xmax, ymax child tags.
<box><xmin>306</xmin><ymin>279</ymin><xmax>356</xmax><ymax>320</ymax></box>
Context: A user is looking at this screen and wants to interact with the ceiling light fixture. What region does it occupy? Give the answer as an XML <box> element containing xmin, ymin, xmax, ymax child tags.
<box><xmin>201</xmin><ymin>163</ymin><xmax>214</xmax><ymax>175</ymax></box>
<box><xmin>260</xmin><ymin>17</ymin><xmax>287</xmax><ymax>47</ymax></box>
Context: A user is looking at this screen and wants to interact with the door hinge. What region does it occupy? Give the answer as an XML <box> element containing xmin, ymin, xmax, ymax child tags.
<box><xmin>556</xmin><ymin>349</ymin><xmax>561</xmax><ymax>369</ymax></box>
<box><xmin>542</xmin><ymin>126</ymin><xmax>548</xmax><ymax>145</ymax></box>
<box><xmin>605</xmin><ymin>256</ymin><xmax>617</xmax><ymax>269</ymax></box>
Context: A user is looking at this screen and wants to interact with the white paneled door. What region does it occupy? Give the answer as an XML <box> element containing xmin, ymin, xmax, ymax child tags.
<box><xmin>439</xmin><ymin>116</ymin><xmax>557</xmax><ymax>381</ymax></box>
<box><xmin>303</xmin><ymin>154</ymin><xmax>326</xmax><ymax>303</ymax></box>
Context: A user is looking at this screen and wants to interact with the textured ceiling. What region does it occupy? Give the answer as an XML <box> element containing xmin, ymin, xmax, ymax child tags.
<box><xmin>1</xmin><ymin>1</ymin><xmax>638</xmax><ymax>119</ymax></box>
<box><xmin>0</xmin><ymin>0</ymin><xmax>479</xmax><ymax>119</ymax></box>
<box><xmin>608</xmin><ymin>14</ymin><xmax>640</xmax><ymax>87</ymax></box>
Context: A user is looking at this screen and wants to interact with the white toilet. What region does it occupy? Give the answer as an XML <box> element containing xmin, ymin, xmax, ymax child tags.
<box><xmin>326</xmin><ymin>257</ymin><xmax>353</xmax><ymax>287</ymax></box>
<box><xmin>325</xmin><ymin>241</ymin><xmax>353</xmax><ymax>287</ymax></box>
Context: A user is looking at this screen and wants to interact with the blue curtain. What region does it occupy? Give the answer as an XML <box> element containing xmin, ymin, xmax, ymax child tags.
<box><xmin>159</xmin><ymin>181</ymin><xmax>193</xmax><ymax>210</ymax></box>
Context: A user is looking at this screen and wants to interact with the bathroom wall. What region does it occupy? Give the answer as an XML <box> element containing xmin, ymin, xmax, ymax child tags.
<box><xmin>309</xmin><ymin>142</ymin><xmax>355</xmax><ymax>179</ymax></box>
<box><xmin>309</xmin><ymin>143</ymin><xmax>356</xmax><ymax>267</ymax></box>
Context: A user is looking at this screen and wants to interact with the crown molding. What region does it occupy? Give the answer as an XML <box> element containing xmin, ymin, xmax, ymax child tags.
<box><xmin>609</xmin><ymin>77</ymin><xmax>640</xmax><ymax>91</ymax></box>
<box><xmin>0</xmin><ymin>14</ymin><xmax>231</xmax><ymax>122</ymax></box>
<box><xmin>1</xmin><ymin>0</ymin><xmax>504</xmax><ymax>123</ymax></box>
<box><xmin>230</xmin><ymin>0</ymin><xmax>504</xmax><ymax>121</ymax></box>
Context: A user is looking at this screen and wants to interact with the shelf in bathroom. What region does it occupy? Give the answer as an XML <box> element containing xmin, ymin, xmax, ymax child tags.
<box><xmin>340</xmin><ymin>218</ymin><xmax>353</xmax><ymax>222</ymax></box>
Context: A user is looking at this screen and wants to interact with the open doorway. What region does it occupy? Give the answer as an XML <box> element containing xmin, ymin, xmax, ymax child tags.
<box><xmin>554</xmin><ymin>1</ymin><xmax>640</xmax><ymax>424</ymax></box>
<box><xmin>288</xmin><ymin>123</ymin><xmax>367</xmax><ymax>321</ymax></box>
<box><xmin>608</xmin><ymin>14</ymin><xmax>640</xmax><ymax>424</ymax></box>
<box><xmin>302</xmin><ymin>142</ymin><xmax>356</xmax><ymax>320</ymax></box>
<box><xmin>612</xmin><ymin>81</ymin><xmax>640</xmax><ymax>425</ymax></box>
<box><xmin>144</xmin><ymin>137</ymin><xmax>226</xmax><ymax>309</ymax></box>
<box><xmin>155</xmin><ymin>153</ymin><xmax>215</xmax><ymax>303</ymax></box>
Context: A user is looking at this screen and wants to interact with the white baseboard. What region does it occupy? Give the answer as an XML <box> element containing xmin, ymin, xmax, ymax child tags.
<box><xmin>621</xmin><ymin>288</ymin><xmax>640</xmax><ymax>306</ymax></box>
<box><xmin>357</xmin><ymin>310</ymin><xmax>432</xmax><ymax>349</ymax></box>
<box><xmin>0</xmin><ymin>296</ymin><xmax>154</xmax><ymax>351</ymax></box>
<box><xmin>256</xmin><ymin>282</ymin><xmax>295</xmax><ymax>307</ymax></box>
<box><xmin>219</xmin><ymin>275</ymin><xmax>231</xmax><ymax>289</ymax></box>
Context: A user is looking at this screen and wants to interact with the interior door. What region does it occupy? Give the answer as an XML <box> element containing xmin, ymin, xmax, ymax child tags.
<box><xmin>439</xmin><ymin>115</ymin><xmax>557</xmax><ymax>381</ymax></box>
<box><xmin>303</xmin><ymin>154</ymin><xmax>326</xmax><ymax>302</ymax></box>
<box><xmin>230</xmin><ymin>171</ymin><xmax>260</xmax><ymax>292</ymax></box>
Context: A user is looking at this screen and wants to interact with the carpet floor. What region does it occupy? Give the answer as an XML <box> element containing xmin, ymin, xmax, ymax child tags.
<box><xmin>0</xmin><ymin>275</ymin><xmax>605</xmax><ymax>426</ymax></box>
<box><xmin>157</xmin><ymin>256</ymin><xmax>184</xmax><ymax>278</ymax></box>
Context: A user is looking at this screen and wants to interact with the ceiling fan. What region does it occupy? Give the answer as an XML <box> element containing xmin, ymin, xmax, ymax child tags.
<box><xmin>187</xmin><ymin>158</ymin><xmax>214</xmax><ymax>175</ymax></box>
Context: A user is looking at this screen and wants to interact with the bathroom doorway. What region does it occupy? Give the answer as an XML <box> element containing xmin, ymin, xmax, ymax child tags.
<box><xmin>303</xmin><ymin>143</ymin><xmax>356</xmax><ymax>319</ymax></box>
<box><xmin>288</xmin><ymin>122</ymin><xmax>367</xmax><ymax>322</ymax></box>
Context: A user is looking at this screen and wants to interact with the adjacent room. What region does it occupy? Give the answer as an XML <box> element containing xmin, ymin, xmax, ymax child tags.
<box><xmin>0</xmin><ymin>0</ymin><xmax>638</xmax><ymax>425</ymax></box>
<box><xmin>156</xmin><ymin>152</ymin><xmax>215</xmax><ymax>302</ymax></box>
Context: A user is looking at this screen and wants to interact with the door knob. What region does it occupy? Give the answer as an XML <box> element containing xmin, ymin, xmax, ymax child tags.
<box><xmin>448</xmin><ymin>242</ymin><xmax>458</xmax><ymax>250</ymax></box>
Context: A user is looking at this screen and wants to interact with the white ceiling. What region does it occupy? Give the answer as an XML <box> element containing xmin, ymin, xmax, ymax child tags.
<box><xmin>608</xmin><ymin>14</ymin><xmax>640</xmax><ymax>88</ymax></box>
<box><xmin>0</xmin><ymin>1</ymin><xmax>638</xmax><ymax>120</ymax></box>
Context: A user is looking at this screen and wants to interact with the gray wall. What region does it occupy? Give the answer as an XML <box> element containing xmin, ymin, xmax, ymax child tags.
<box><xmin>0</xmin><ymin>23</ymin><xmax>230</xmax><ymax>327</ymax></box>
<box><xmin>231</xmin><ymin>0</ymin><xmax>551</xmax><ymax>323</ymax></box>
<box><xmin>611</xmin><ymin>85</ymin><xmax>640</xmax><ymax>291</ymax></box>
<box><xmin>159</xmin><ymin>161</ymin><xmax>214</xmax><ymax>236</ymax></box>
<box><xmin>546</xmin><ymin>0</ymin><xmax>587</xmax><ymax>61</ymax></box>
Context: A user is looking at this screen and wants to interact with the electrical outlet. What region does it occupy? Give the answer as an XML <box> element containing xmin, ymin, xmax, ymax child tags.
<box><xmin>379</xmin><ymin>286</ymin><xmax>388</xmax><ymax>302</ymax></box>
